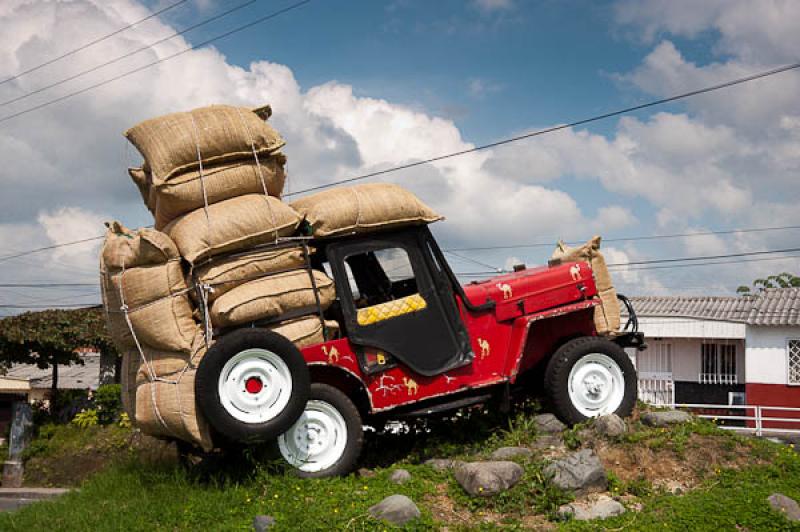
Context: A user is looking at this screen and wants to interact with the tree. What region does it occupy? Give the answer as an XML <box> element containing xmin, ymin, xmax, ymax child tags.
<box><xmin>736</xmin><ymin>272</ymin><xmax>800</xmax><ymax>295</ymax></box>
<box><xmin>0</xmin><ymin>307</ymin><xmax>116</xmax><ymax>406</ymax></box>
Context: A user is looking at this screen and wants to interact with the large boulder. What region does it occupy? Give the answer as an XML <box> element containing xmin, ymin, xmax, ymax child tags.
<box><xmin>641</xmin><ymin>410</ymin><xmax>692</xmax><ymax>427</ymax></box>
<box><xmin>768</xmin><ymin>493</ymin><xmax>800</xmax><ymax>522</ymax></box>
<box><xmin>454</xmin><ymin>461</ymin><xmax>524</xmax><ymax>497</ymax></box>
<box><xmin>368</xmin><ymin>495</ymin><xmax>421</xmax><ymax>525</ymax></box>
<box><xmin>593</xmin><ymin>414</ymin><xmax>627</xmax><ymax>437</ymax></box>
<box><xmin>559</xmin><ymin>495</ymin><xmax>626</xmax><ymax>521</ymax></box>
<box><xmin>535</xmin><ymin>414</ymin><xmax>567</xmax><ymax>433</ymax></box>
<box><xmin>544</xmin><ymin>449</ymin><xmax>607</xmax><ymax>494</ymax></box>
<box><xmin>490</xmin><ymin>446</ymin><xmax>533</xmax><ymax>460</ymax></box>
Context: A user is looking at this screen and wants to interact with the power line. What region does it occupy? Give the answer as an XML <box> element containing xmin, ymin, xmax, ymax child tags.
<box><xmin>284</xmin><ymin>60</ymin><xmax>800</xmax><ymax>197</ymax></box>
<box><xmin>443</xmin><ymin>224</ymin><xmax>800</xmax><ymax>252</ymax></box>
<box><xmin>0</xmin><ymin>303</ymin><xmax>102</xmax><ymax>309</ymax></box>
<box><xmin>606</xmin><ymin>247</ymin><xmax>800</xmax><ymax>268</ymax></box>
<box><xmin>0</xmin><ymin>0</ymin><xmax>312</xmax><ymax>124</ymax></box>
<box><xmin>0</xmin><ymin>0</ymin><xmax>189</xmax><ymax>87</ymax></box>
<box><xmin>0</xmin><ymin>236</ymin><xmax>104</xmax><ymax>264</ymax></box>
<box><xmin>444</xmin><ymin>250</ymin><xmax>505</xmax><ymax>272</ymax></box>
<box><xmin>0</xmin><ymin>283</ymin><xmax>97</xmax><ymax>288</ymax></box>
<box><xmin>0</xmin><ymin>0</ymin><xmax>259</xmax><ymax>108</ymax></box>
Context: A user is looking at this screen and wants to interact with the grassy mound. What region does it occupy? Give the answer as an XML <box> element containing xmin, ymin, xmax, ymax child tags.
<box><xmin>1</xmin><ymin>404</ymin><xmax>798</xmax><ymax>530</ymax></box>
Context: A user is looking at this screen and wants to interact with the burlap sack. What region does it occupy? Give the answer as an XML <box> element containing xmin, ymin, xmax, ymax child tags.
<box><xmin>134</xmin><ymin>366</ymin><xmax>213</xmax><ymax>451</ymax></box>
<box><xmin>146</xmin><ymin>155</ymin><xmax>287</xmax><ymax>229</ymax></box>
<box><xmin>124</xmin><ymin>104</ymin><xmax>284</xmax><ymax>181</ymax></box>
<box><xmin>194</xmin><ymin>246</ymin><xmax>307</xmax><ymax>303</ymax></box>
<box><xmin>550</xmin><ymin>236</ymin><xmax>612</xmax><ymax>292</ymax></box>
<box><xmin>210</xmin><ymin>270</ymin><xmax>335</xmax><ymax>328</ymax></box>
<box><xmin>164</xmin><ymin>194</ymin><xmax>301</xmax><ymax>264</ymax></box>
<box><xmin>594</xmin><ymin>287</ymin><xmax>621</xmax><ymax>335</ymax></box>
<box><xmin>268</xmin><ymin>316</ymin><xmax>340</xmax><ymax>348</ymax></box>
<box><xmin>105</xmin><ymin>259</ymin><xmax>186</xmax><ymax>309</ymax></box>
<box><xmin>290</xmin><ymin>183</ymin><xmax>442</xmax><ymax>238</ymax></box>
<box><xmin>101</xmin><ymin>221</ymin><xmax>180</xmax><ymax>270</ymax></box>
<box><xmin>128</xmin><ymin>167</ymin><xmax>157</xmax><ymax>214</ymax></box>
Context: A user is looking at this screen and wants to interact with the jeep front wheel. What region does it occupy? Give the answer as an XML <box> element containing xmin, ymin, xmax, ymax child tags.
<box><xmin>544</xmin><ymin>336</ymin><xmax>637</xmax><ymax>424</ymax></box>
<box><xmin>277</xmin><ymin>383</ymin><xmax>363</xmax><ymax>478</ymax></box>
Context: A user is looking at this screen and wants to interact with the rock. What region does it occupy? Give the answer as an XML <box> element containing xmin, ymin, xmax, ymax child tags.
<box><xmin>531</xmin><ymin>434</ymin><xmax>565</xmax><ymax>450</ymax></box>
<box><xmin>593</xmin><ymin>414</ymin><xmax>627</xmax><ymax>437</ymax></box>
<box><xmin>454</xmin><ymin>461</ymin><xmax>524</xmax><ymax>497</ymax></box>
<box><xmin>389</xmin><ymin>469</ymin><xmax>411</xmax><ymax>484</ymax></box>
<box><xmin>559</xmin><ymin>495</ymin><xmax>626</xmax><ymax>521</ymax></box>
<box><xmin>252</xmin><ymin>515</ymin><xmax>275</xmax><ymax>531</ymax></box>
<box><xmin>490</xmin><ymin>446</ymin><xmax>533</xmax><ymax>460</ymax></box>
<box><xmin>357</xmin><ymin>467</ymin><xmax>376</xmax><ymax>478</ymax></box>
<box><xmin>544</xmin><ymin>449</ymin><xmax>607</xmax><ymax>494</ymax></box>
<box><xmin>768</xmin><ymin>493</ymin><xmax>800</xmax><ymax>522</ymax></box>
<box><xmin>641</xmin><ymin>410</ymin><xmax>692</xmax><ymax>427</ymax></box>
<box><xmin>368</xmin><ymin>494</ymin><xmax>421</xmax><ymax>525</ymax></box>
<box><xmin>535</xmin><ymin>413</ymin><xmax>567</xmax><ymax>433</ymax></box>
<box><xmin>424</xmin><ymin>458</ymin><xmax>459</xmax><ymax>471</ymax></box>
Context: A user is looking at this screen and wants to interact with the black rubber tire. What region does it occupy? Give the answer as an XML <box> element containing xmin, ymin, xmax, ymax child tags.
<box><xmin>544</xmin><ymin>336</ymin><xmax>637</xmax><ymax>425</ymax></box>
<box><xmin>195</xmin><ymin>329</ymin><xmax>310</xmax><ymax>444</ymax></box>
<box><xmin>277</xmin><ymin>383</ymin><xmax>364</xmax><ymax>478</ymax></box>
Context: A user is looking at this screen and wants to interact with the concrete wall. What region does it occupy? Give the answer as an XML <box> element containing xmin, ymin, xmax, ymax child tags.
<box><xmin>640</xmin><ymin>338</ymin><xmax>745</xmax><ymax>383</ymax></box>
<box><xmin>745</xmin><ymin>325</ymin><xmax>800</xmax><ymax>385</ymax></box>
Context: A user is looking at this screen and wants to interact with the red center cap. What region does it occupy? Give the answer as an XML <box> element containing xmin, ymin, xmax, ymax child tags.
<box><xmin>245</xmin><ymin>376</ymin><xmax>263</xmax><ymax>394</ymax></box>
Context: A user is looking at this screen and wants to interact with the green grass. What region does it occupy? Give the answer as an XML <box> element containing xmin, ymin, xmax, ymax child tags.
<box><xmin>2</xmin><ymin>404</ymin><xmax>800</xmax><ymax>530</ymax></box>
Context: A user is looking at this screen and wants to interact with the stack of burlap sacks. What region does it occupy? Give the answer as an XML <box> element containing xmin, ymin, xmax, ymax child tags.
<box><xmin>550</xmin><ymin>236</ymin><xmax>620</xmax><ymax>335</ymax></box>
<box><xmin>102</xmin><ymin>104</ymin><xmax>442</xmax><ymax>450</ymax></box>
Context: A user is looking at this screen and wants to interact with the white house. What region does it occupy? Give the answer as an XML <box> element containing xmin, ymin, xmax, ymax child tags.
<box><xmin>626</xmin><ymin>288</ymin><xmax>800</xmax><ymax>429</ymax></box>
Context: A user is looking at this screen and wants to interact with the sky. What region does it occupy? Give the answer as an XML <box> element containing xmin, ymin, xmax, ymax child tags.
<box><xmin>0</xmin><ymin>0</ymin><xmax>799</xmax><ymax>315</ymax></box>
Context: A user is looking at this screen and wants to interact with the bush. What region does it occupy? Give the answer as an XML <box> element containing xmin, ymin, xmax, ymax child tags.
<box><xmin>94</xmin><ymin>384</ymin><xmax>122</xmax><ymax>425</ymax></box>
<box><xmin>72</xmin><ymin>409</ymin><xmax>98</xmax><ymax>429</ymax></box>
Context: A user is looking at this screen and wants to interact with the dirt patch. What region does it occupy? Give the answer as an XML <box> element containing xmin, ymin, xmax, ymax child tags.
<box><xmin>594</xmin><ymin>433</ymin><xmax>761</xmax><ymax>492</ymax></box>
<box><xmin>23</xmin><ymin>428</ymin><xmax>177</xmax><ymax>488</ymax></box>
<box><xmin>424</xmin><ymin>482</ymin><xmax>507</xmax><ymax>529</ymax></box>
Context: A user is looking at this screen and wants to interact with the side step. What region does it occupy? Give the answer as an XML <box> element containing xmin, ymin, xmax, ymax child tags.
<box><xmin>394</xmin><ymin>393</ymin><xmax>492</xmax><ymax>418</ymax></box>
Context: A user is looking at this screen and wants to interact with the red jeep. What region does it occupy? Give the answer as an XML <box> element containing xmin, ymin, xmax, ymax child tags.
<box><xmin>194</xmin><ymin>226</ymin><xmax>643</xmax><ymax>477</ymax></box>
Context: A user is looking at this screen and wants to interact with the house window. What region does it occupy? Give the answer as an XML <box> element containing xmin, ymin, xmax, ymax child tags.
<box><xmin>789</xmin><ymin>339</ymin><xmax>800</xmax><ymax>386</ymax></box>
<box><xmin>700</xmin><ymin>343</ymin><xmax>737</xmax><ymax>385</ymax></box>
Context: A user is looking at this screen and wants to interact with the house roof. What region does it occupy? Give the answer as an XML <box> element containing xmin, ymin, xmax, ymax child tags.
<box><xmin>627</xmin><ymin>287</ymin><xmax>800</xmax><ymax>326</ymax></box>
<box><xmin>0</xmin><ymin>353</ymin><xmax>100</xmax><ymax>390</ymax></box>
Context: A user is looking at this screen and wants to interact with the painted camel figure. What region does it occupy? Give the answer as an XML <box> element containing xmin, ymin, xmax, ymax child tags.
<box><xmin>477</xmin><ymin>338</ymin><xmax>490</xmax><ymax>359</ymax></box>
<box><xmin>322</xmin><ymin>345</ymin><xmax>339</xmax><ymax>364</ymax></box>
<box><xmin>496</xmin><ymin>282</ymin><xmax>513</xmax><ymax>300</ymax></box>
<box><xmin>569</xmin><ymin>263</ymin><xmax>581</xmax><ymax>281</ymax></box>
<box><xmin>403</xmin><ymin>377</ymin><xmax>419</xmax><ymax>395</ymax></box>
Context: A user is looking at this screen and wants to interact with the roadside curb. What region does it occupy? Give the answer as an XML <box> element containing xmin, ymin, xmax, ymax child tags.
<box><xmin>0</xmin><ymin>488</ymin><xmax>71</xmax><ymax>499</ymax></box>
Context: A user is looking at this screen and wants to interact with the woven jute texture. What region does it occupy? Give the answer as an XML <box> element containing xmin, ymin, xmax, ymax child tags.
<box><xmin>290</xmin><ymin>183</ymin><xmax>442</xmax><ymax>238</ymax></box>
<box><xmin>147</xmin><ymin>155</ymin><xmax>286</xmax><ymax>229</ymax></box>
<box><xmin>164</xmin><ymin>194</ymin><xmax>301</xmax><ymax>264</ymax></box>
<box><xmin>594</xmin><ymin>287</ymin><xmax>621</xmax><ymax>335</ymax></box>
<box><xmin>550</xmin><ymin>236</ymin><xmax>613</xmax><ymax>292</ymax></box>
<box><xmin>128</xmin><ymin>167</ymin><xmax>156</xmax><ymax>214</ymax></box>
<box><xmin>194</xmin><ymin>245</ymin><xmax>307</xmax><ymax>303</ymax></box>
<box><xmin>210</xmin><ymin>269</ymin><xmax>335</xmax><ymax>328</ymax></box>
<box><xmin>135</xmin><ymin>366</ymin><xmax>213</xmax><ymax>451</ymax></box>
<box><xmin>268</xmin><ymin>316</ymin><xmax>339</xmax><ymax>348</ymax></box>
<box><xmin>104</xmin><ymin>260</ymin><xmax>186</xmax><ymax>309</ymax></box>
<box><xmin>101</xmin><ymin>221</ymin><xmax>180</xmax><ymax>271</ymax></box>
<box><xmin>124</xmin><ymin>104</ymin><xmax>285</xmax><ymax>182</ymax></box>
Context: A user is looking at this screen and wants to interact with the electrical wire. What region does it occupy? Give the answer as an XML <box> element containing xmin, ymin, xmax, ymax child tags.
<box><xmin>0</xmin><ymin>0</ymin><xmax>260</xmax><ymax>108</ymax></box>
<box><xmin>0</xmin><ymin>0</ymin><xmax>189</xmax><ymax>86</ymax></box>
<box><xmin>0</xmin><ymin>0</ymin><xmax>312</xmax><ymax>125</ymax></box>
<box><xmin>443</xmin><ymin>224</ymin><xmax>800</xmax><ymax>252</ymax></box>
<box><xmin>0</xmin><ymin>236</ymin><xmax>104</xmax><ymax>264</ymax></box>
<box><xmin>283</xmin><ymin>60</ymin><xmax>800</xmax><ymax>197</ymax></box>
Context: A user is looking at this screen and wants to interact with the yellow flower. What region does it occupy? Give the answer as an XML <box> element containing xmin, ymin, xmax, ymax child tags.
<box><xmin>274</xmin><ymin>494</ymin><xmax>279</xmax><ymax>499</ymax></box>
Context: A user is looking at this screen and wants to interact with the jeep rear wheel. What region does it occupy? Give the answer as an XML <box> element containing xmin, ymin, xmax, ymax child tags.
<box><xmin>277</xmin><ymin>383</ymin><xmax>363</xmax><ymax>478</ymax></box>
<box><xmin>544</xmin><ymin>336</ymin><xmax>637</xmax><ymax>424</ymax></box>
<box><xmin>196</xmin><ymin>329</ymin><xmax>310</xmax><ymax>444</ymax></box>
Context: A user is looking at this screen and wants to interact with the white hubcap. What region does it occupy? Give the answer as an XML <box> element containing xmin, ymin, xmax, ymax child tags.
<box><xmin>567</xmin><ymin>353</ymin><xmax>625</xmax><ymax>418</ymax></box>
<box><xmin>218</xmin><ymin>348</ymin><xmax>292</xmax><ymax>424</ymax></box>
<box><xmin>278</xmin><ymin>400</ymin><xmax>347</xmax><ymax>473</ymax></box>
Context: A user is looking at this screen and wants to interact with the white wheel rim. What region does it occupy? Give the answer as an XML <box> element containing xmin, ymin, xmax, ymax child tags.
<box><xmin>567</xmin><ymin>353</ymin><xmax>625</xmax><ymax>418</ymax></box>
<box><xmin>218</xmin><ymin>348</ymin><xmax>292</xmax><ymax>424</ymax></box>
<box><xmin>278</xmin><ymin>400</ymin><xmax>348</xmax><ymax>473</ymax></box>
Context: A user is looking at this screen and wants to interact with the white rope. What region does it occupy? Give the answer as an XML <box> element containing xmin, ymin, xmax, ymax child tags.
<box><xmin>236</xmin><ymin>107</ymin><xmax>279</xmax><ymax>242</ymax></box>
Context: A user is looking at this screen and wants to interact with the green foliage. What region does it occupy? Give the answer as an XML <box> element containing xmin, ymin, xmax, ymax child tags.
<box><xmin>737</xmin><ymin>272</ymin><xmax>800</xmax><ymax>295</ymax></box>
<box><xmin>94</xmin><ymin>384</ymin><xmax>123</xmax><ymax>424</ymax></box>
<box><xmin>71</xmin><ymin>409</ymin><xmax>98</xmax><ymax>429</ymax></box>
<box><xmin>561</xmin><ymin>422</ymin><xmax>587</xmax><ymax>450</ymax></box>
